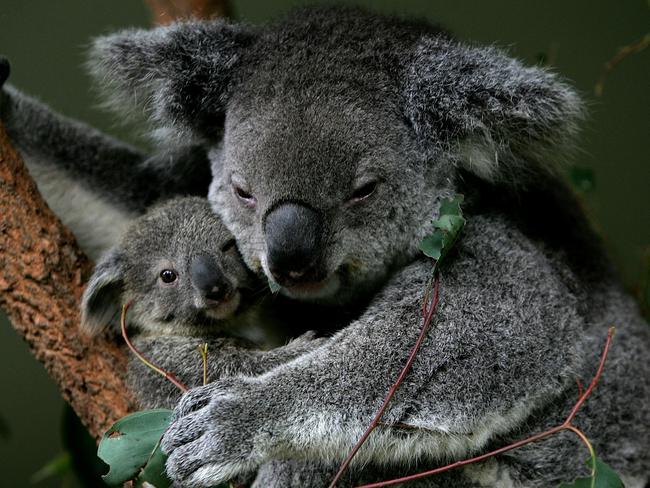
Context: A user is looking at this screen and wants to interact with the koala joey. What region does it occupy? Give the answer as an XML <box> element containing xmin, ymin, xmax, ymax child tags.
<box><xmin>2</xmin><ymin>5</ymin><xmax>649</xmax><ymax>488</ymax></box>
<box><xmin>80</xmin><ymin>196</ymin><xmax>324</xmax><ymax>409</ymax></box>
<box><xmin>81</xmin><ymin>195</ymin><xmax>252</xmax><ymax>337</ymax></box>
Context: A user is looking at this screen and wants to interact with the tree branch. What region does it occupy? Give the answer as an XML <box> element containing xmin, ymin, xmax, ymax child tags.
<box><xmin>0</xmin><ymin>121</ymin><xmax>135</xmax><ymax>439</ymax></box>
<box><xmin>0</xmin><ymin>0</ymin><xmax>230</xmax><ymax>442</ymax></box>
<box><xmin>145</xmin><ymin>0</ymin><xmax>231</xmax><ymax>25</ymax></box>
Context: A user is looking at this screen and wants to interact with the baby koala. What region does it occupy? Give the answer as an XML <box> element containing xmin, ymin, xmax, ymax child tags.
<box><xmin>80</xmin><ymin>196</ymin><xmax>323</xmax><ymax>408</ymax></box>
<box><xmin>81</xmin><ymin>196</ymin><xmax>253</xmax><ymax>338</ymax></box>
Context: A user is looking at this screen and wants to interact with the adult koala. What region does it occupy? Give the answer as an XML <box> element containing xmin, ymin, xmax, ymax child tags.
<box><xmin>1</xmin><ymin>6</ymin><xmax>649</xmax><ymax>488</ymax></box>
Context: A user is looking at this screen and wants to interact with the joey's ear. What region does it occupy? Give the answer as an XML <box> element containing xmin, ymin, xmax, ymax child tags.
<box><xmin>403</xmin><ymin>37</ymin><xmax>585</xmax><ymax>183</ymax></box>
<box><xmin>81</xmin><ymin>249</ymin><xmax>125</xmax><ymax>336</ymax></box>
<box><xmin>88</xmin><ymin>20</ymin><xmax>256</xmax><ymax>143</ymax></box>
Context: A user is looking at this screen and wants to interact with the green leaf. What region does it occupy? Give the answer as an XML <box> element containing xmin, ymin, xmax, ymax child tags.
<box><xmin>268</xmin><ymin>278</ymin><xmax>282</xmax><ymax>293</ymax></box>
<box><xmin>558</xmin><ymin>457</ymin><xmax>624</xmax><ymax>488</ymax></box>
<box><xmin>98</xmin><ymin>409</ymin><xmax>172</xmax><ymax>486</ymax></box>
<box><xmin>30</xmin><ymin>451</ymin><xmax>72</xmax><ymax>484</ymax></box>
<box><xmin>420</xmin><ymin>194</ymin><xmax>466</xmax><ymax>265</ymax></box>
<box><xmin>567</xmin><ymin>166</ymin><xmax>596</xmax><ymax>194</ymax></box>
<box><xmin>437</xmin><ymin>194</ymin><xmax>464</xmax><ymax>218</ymax></box>
<box><xmin>135</xmin><ymin>439</ymin><xmax>171</xmax><ymax>488</ymax></box>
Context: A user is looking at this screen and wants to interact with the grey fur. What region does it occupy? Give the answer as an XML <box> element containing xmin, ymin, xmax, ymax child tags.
<box><xmin>0</xmin><ymin>74</ymin><xmax>212</xmax><ymax>259</ymax></box>
<box><xmin>81</xmin><ymin>196</ymin><xmax>324</xmax><ymax>413</ymax></box>
<box><xmin>88</xmin><ymin>19</ymin><xmax>256</xmax><ymax>146</ymax></box>
<box><xmin>2</xmin><ymin>5</ymin><xmax>648</xmax><ymax>487</ymax></box>
<box><xmin>80</xmin><ymin>196</ymin><xmax>252</xmax><ymax>337</ymax></box>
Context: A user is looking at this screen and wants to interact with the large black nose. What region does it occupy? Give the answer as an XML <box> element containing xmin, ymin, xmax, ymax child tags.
<box><xmin>265</xmin><ymin>203</ymin><xmax>324</xmax><ymax>286</ymax></box>
<box><xmin>190</xmin><ymin>254</ymin><xmax>232</xmax><ymax>302</ymax></box>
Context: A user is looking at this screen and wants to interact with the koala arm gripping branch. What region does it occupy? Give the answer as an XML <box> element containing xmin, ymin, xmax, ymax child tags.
<box><xmin>160</xmin><ymin>217</ymin><xmax>592</xmax><ymax>487</ymax></box>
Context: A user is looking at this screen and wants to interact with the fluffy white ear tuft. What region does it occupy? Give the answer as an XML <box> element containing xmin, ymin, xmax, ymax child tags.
<box><xmin>87</xmin><ymin>20</ymin><xmax>256</xmax><ymax>143</ymax></box>
<box><xmin>404</xmin><ymin>37</ymin><xmax>585</xmax><ymax>184</ymax></box>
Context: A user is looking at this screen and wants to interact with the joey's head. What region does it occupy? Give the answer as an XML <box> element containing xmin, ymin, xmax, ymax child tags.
<box><xmin>90</xmin><ymin>7</ymin><xmax>583</xmax><ymax>304</ymax></box>
<box><xmin>81</xmin><ymin>197</ymin><xmax>252</xmax><ymax>336</ymax></box>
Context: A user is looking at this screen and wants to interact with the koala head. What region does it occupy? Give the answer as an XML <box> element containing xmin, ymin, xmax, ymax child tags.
<box><xmin>90</xmin><ymin>7</ymin><xmax>583</xmax><ymax>305</ymax></box>
<box><xmin>81</xmin><ymin>197</ymin><xmax>253</xmax><ymax>336</ymax></box>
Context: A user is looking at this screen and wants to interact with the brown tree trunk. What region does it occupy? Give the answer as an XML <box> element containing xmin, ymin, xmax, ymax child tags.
<box><xmin>0</xmin><ymin>0</ymin><xmax>231</xmax><ymax>442</ymax></box>
<box><xmin>145</xmin><ymin>0</ymin><xmax>231</xmax><ymax>25</ymax></box>
<box><xmin>0</xmin><ymin>122</ymin><xmax>135</xmax><ymax>439</ymax></box>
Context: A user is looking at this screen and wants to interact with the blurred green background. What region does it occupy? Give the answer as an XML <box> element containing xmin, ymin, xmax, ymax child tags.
<box><xmin>0</xmin><ymin>0</ymin><xmax>648</xmax><ymax>485</ymax></box>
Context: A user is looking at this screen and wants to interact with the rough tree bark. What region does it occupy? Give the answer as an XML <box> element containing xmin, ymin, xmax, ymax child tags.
<box><xmin>0</xmin><ymin>0</ymin><xmax>230</xmax><ymax>440</ymax></box>
<box><xmin>0</xmin><ymin>122</ymin><xmax>135</xmax><ymax>439</ymax></box>
<box><xmin>146</xmin><ymin>0</ymin><xmax>231</xmax><ymax>25</ymax></box>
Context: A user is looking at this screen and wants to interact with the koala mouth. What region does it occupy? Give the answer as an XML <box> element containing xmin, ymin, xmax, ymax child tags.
<box><xmin>280</xmin><ymin>273</ymin><xmax>341</xmax><ymax>301</ymax></box>
<box><xmin>260</xmin><ymin>252</ymin><xmax>344</xmax><ymax>302</ymax></box>
<box><xmin>204</xmin><ymin>290</ymin><xmax>241</xmax><ymax>320</ymax></box>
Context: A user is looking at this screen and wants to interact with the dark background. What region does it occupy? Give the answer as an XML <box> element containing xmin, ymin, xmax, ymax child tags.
<box><xmin>0</xmin><ymin>1</ymin><xmax>648</xmax><ymax>485</ymax></box>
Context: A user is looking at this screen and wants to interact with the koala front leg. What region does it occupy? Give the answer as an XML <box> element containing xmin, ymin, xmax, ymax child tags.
<box><xmin>0</xmin><ymin>75</ymin><xmax>145</xmax><ymax>257</ymax></box>
<box><xmin>129</xmin><ymin>332</ymin><xmax>326</xmax><ymax>410</ymax></box>
<box><xmin>161</xmin><ymin>226</ymin><xmax>588</xmax><ymax>487</ymax></box>
<box><xmin>0</xmin><ymin>64</ymin><xmax>211</xmax><ymax>258</ymax></box>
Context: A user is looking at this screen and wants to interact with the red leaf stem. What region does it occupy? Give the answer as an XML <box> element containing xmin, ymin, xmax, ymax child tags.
<box><xmin>354</xmin><ymin>327</ymin><xmax>616</xmax><ymax>488</ymax></box>
<box><xmin>121</xmin><ymin>302</ymin><xmax>189</xmax><ymax>392</ymax></box>
<box><xmin>328</xmin><ymin>272</ymin><xmax>441</xmax><ymax>488</ymax></box>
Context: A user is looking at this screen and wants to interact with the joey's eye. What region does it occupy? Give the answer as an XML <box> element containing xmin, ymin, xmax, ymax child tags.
<box><xmin>231</xmin><ymin>178</ymin><xmax>257</xmax><ymax>208</ymax></box>
<box><xmin>349</xmin><ymin>180</ymin><xmax>378</xmax><ymax>203</ymax></box>
<box><xmin>160</xmin><ymin>269</ymin><xmax>177</xmax><ymax>284</ymax></box>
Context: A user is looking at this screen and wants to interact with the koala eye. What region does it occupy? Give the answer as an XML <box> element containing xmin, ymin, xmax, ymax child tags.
<box><xmin>231</xmin><ymin>179</ymin><xmax>257</xmax><ymax>208</ymax></box>
<box><xmin>349</xmin><ymin>180</ymin><xmax>378</xmax><ymax>204</ymax></box>
<box><xmin>159</xmin><ymin>269</ymin><xmax>178</xmax><ymax>284</ymax></box>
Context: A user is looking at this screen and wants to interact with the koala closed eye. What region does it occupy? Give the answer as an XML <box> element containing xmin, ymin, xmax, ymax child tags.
<box><xmin>231</xmin><ymin>175</ymin><xmax>256</xmax><ymax>208</ymax></box>
<box><xmin>348</xmin><ymin>180</ymin><xmax>379</xmax><ymax>204</ymax></box>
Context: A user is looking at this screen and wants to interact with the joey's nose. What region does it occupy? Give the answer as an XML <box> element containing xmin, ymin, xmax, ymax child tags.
<box><xmin>190</xmin><ymin>254</ymin><xmax>232</xmax><ymax>302</ymax></box>
<box><xmin>265</xmin><ymin>203</ymin><xmax>324</xmax><ymax>285</ymax></box>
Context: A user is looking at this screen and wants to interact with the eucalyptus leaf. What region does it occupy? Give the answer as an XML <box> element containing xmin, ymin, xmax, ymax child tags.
<box><xmin>568</xmin><ymin>165</ymin><xmax>596</xmax><ymax>194</ymax></box>
<box><xmin>268</xmin><ymin>278</ymin><xmax>282</xmax><ymax>293</ymax></box>
<box><xmin>135</xmin><ymin>439</ymin><xmax>171</xmax><ymax>488</ymax></box>
<box><xmin>98</xmin><ymin>409</ymin><xmax>172</xmax><ymax>486</ymax></box>
<box><xmin>420</xmin><ymin>194</ymin><xmax>466</xmax><ymax>264</ymax></box>
<box><xmin>30</xmin><ymin>451</ymin><xmax>72</xmax><ymax>484</ymax></box>
<box><xmin>558</xmin><ymin>457</ymin><xmax>624</xmax><ymax>488</ymax></box>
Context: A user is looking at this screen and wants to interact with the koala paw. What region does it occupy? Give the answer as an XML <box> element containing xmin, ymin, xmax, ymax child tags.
<box><xmin>162</xmin><ymin>377</ymin><xmax>270</xmax><ymax>487</ymax></box>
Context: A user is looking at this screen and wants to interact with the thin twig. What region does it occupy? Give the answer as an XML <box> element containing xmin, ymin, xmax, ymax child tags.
<box><xmin>595</xmin><ymin>33</ymin><xmax>650</xmax><ymax>96</ymax></box>
<box><xmin>354</xmin><ymin>327</ymin><xmax>616</xmax><ymax>488</ymax></box>
<box><xmin>328</xmin><ymin>272</ymin><xmax>441</xmax><ymax>488</ymax></box>
<box><xmin>198</xmin><ymin>343</ymin><xmax>209</xmax><ymax>386</ymax></box>
<box><xmin>565</xmin><ymin>425</ymin><xmax>597</xmax><ymax>479</ymax></box>
<box><xmin>120</xmin><ymin>303</ymin><xmax>189</xmax><ymax>392</ymax></box>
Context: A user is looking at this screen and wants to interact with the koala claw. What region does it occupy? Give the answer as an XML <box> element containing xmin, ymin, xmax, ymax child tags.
<box><xmin>163</xmin><ymin>378</ymin><xmax>266</xmax><ymax>486</ymax></box>
<box><xmin>172</xmin><ymin>383</ymin><xmax>219</xmax><ymax>420</ymax></box>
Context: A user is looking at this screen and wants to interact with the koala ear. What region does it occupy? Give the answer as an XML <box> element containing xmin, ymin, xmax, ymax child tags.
<box><xmin>81</xmin><ymin>249</ymin><xmax>125</xmax><ymax>336</ymax></box>
<box><xmin>88</xmin><ymin>20</ymin><xmax>256</xmax><ymax>144</ymax></box>
<box><xmin>403</xmin><ymin>37</ymin><xmax>585</xmax><ymax>183</ymax></box>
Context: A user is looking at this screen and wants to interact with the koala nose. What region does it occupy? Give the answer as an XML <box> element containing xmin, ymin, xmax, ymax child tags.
<box><xmin>265</xmin><ymin>203</ymin><xmax>324</xmax><ymax>285</ymax></box>
<box><xmin>190</xmin><ymin>254</ymin><xmax>232</xmax><ymax>302</ymax></box>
